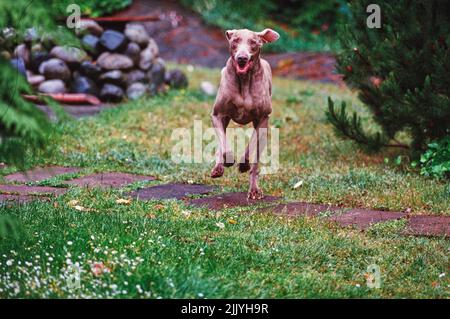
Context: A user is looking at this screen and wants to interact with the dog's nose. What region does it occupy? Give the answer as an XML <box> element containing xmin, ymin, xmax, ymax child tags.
<box><xmin>237</xmin><ymin>56</ymin><xmax>248</xmax><ymax>65</ymax></box>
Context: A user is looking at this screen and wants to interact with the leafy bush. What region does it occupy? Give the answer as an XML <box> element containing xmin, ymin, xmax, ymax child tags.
<box><xmin>418</xmin><ymin>136</ymin><xmax>450</xmax><ymax>179</ymax></box>
<box><xmin>326</xmin><ymin>0</ymin><xmax>450</xmax><ymax>153</ymax></box>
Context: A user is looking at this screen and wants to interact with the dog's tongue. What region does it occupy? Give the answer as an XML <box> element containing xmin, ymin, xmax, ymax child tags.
<box><xmin>236</xmin><ymin>61</ymin><xmax>252</xmax><ymax>75</ymax></box>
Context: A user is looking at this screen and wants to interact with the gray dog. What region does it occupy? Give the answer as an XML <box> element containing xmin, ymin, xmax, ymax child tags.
<box><xmin>210</xmin><ymin>28</ymin><xmax>280</xmax><ymax>199</ymax></box>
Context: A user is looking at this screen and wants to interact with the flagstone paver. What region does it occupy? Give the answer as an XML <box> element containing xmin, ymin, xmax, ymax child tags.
<box><xmin>0</xmin><ymin>194</ymin><xmax>49</xmax><ymax>204</ymax></box>
<box><xmin>261</xmin><ymin>202</ymin><xmax>344</xmax><ymax>217</ymax></box>
<box><xmin>0</xmin><ymin>184</ymin><xmax>67</xmax><ymax>203</ymax></box>
<box><xmin>188</xmin><ymin>192</ymin><xmax>280</xmax><ymax>210</ymax></box>
<box><xmin>4</xmin><ymin>166</ymin><xmax>80</xmax><ymax>183</ymax></box>
<box><xmin>129</xmin><ymin>183</ymin><xmax>216</xmax><ymax>200</ymax></box>
<box><xmin>403</xmin><ymin>215</ymin><xmax>450</xmax><ymax>237</ymax></box>
<box><xmin>64</xmin><ymin>172</ymin><xmax>155</xmax><ymax>188</ymax></box>
<box><xmin>0</xmin><ymin>184</ymin><xmax>68</xmax><ymax>196</ymax></box>
<box><xmin>327</xmin><ymin>209</ymin><xmax>407</xmax><ymax>230</ymax></box>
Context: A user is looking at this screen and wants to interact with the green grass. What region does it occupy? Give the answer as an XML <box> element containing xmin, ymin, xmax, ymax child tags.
<box><xmin>0</xmin><ymin>64</ymin><xmax>449</xmax><ymax>298</ymax></box>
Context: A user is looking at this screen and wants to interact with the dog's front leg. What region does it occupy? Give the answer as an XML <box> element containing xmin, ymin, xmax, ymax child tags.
<box><xmin>246</xmin><ymin>116</ymin><xmax>269</xmax><ymax>199</ymax></box>
<box><xmin>211</xmin><ymin>114</ymin><xmax>232</xmax><ymax>178</ymax></box>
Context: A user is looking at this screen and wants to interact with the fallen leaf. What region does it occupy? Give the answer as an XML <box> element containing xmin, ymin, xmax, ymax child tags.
<box><xmin>73</xmin><ymin>205</ymin><xmax>93</xmax><ymax>212</ymax></box>
<box><xmin>67</xmin><ymin>199</ymin><xmax>79</xmax><ymax>207</ymax></box>
<box><xmin>116</xmin><ymin>198</ymin><xmax>132</xmax><ymax>205</ymax></box>
<box><xmin>228</xmin><ymin>219</ymin><xmax>237</xmax><ymax>224</ymax></box>
<box><xmin>293</xmin><ymin>180</ymin><xmax>303</xmax><ymax>189</ymax></box>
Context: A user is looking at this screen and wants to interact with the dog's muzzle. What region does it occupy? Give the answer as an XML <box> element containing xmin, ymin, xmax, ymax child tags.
<box><xmin>234</xmin><ymin>54</ymin><xmax>253</xmax><ymax>75</ymax></box>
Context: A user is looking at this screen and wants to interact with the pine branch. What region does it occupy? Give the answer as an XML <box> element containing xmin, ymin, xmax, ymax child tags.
<box><xmin>325</xmin><ymin>97</ymin><xmax>409</xmax><ymax>151</ymax></box>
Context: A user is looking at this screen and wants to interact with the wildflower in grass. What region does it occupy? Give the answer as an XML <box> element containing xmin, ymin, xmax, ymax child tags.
<box><xmin>91</xmin><ymin>262</ymin><xmax>108</xmax><ymax>276</ymax></box>
<box><xmin>6</xmin><ymin>259</ymin><xmax>13</xmax><ymax>266</ymax></box>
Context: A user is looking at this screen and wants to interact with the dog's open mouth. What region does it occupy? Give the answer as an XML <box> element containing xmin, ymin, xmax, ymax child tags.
<box><xmin>235</xmin><ymin>58</ymin><xmax>253</xmax><ymax>75</ymax></box>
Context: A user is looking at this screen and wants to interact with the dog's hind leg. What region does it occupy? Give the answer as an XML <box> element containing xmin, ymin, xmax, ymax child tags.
<box><xmin>245</xmin><ymin>116</ymin><xmax>269</xmax><ymax>199</ymax></box>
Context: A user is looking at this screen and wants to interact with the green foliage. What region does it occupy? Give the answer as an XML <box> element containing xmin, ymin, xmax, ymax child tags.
<box><xmin>180</xmin><ymin>0</ymin><xmax>348</xmax><ymax>52</ymax></box>
<box><xmin>0</xmin><ymin>0</ymin><xmax>78</xmax><ymax>166</ymax></box>
<box><xmin>0</xmin><ymin>58</ymin><xmax>51</xmax><ymax>166</ymax></box>
<box><xmin>326</xmin><ymin>98</ymin><xmax>388</xmax><ymax>152</ymax></box>
<box><xmin>418</xmin><ymin>136</ymin><xmax>450</xmax><ymax>179</ymax></box>
<box><xmin>327</xmin><ymin>0</ymin><xmax>450</xmax><ymax>153</ymax></box>
<box><xmin>54</xmin><ymin>0</ymin><xmax>132</xmax><ymax>18</ymax></box>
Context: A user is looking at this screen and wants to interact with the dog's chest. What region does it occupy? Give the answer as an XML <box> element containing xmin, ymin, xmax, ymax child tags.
<box><xmin>229</xmin><ymin>89</ymin><xmax>271</xmax><ymax>124</ymax></box>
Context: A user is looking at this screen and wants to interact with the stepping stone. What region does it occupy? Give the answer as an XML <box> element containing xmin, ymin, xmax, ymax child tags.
<box><xmin>129</xmin><ymin>183</ymin><xmax>215</xmax><ymax>200</ymax></box>
<box><xmin>64</xmin><ymin>172</ymin><xmax>155</xmax><ymax>188</ymax></box>
<box><xmin>262</xmin><ymin>202</ymin><xmax>343</xmax><ymax>217</ymax></box>
<box><xmin>0</xmin><ymin>184</ymin><xmax>67</xmax><ymax>203</ymax></box>
<box><xmin>0</xmin><ymin>194</ymin><xmax>42</xmax><ymax>204</ymax></box>
<box><xmin>327</xmin><ymin>209</ymin><xmax>407</xmax><ymax>230</ymax></box>
<box><xmin>188</xmin><ymin>192</ymin><xmax>280</xmax><ymax>210</ymax></box>
<box><xmin>403</xmin><ymin>215</ymin><xmax>450</xmax><ymax>237</ymax></box>
<box><xmin>4</xmin><ymin>166</ymin><xmax>80</xmax><ymax>183</ymax></box>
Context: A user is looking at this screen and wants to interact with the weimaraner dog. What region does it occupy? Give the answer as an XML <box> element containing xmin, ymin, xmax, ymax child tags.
<box><xmin>210</xmin><ymin>28</ymin><xmax>280</xmax><ymax>199</ymax></box>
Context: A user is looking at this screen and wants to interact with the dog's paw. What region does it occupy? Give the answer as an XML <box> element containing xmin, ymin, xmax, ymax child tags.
<box><xmin>248</xmin><ymin>188</ymin><xmax>264</xmax><ymax>200</ymax></box>
<box><xmin>211</xmin><ymin>164</ymin><xmax>224</xmax><ymax>178</ymax></box>
<box><xmin>223</xmin><ymin>151</ymin><xmax>235</xmax><ymax>167</ymax></box>
<box><xmin>238</xmin><ymin>159</ymin><xmax>250</xmax><ymax>173</ymax></box>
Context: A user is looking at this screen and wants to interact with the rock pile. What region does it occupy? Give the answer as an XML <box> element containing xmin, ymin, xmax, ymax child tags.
<box><xmin>4</xmin><ymin>21</ymin><xmax>188</xmax><ymax>102</ymax></box>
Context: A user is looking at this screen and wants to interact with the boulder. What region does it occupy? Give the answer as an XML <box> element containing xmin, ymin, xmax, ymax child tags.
<box><xmin>31</xmin><ymin>43</ymin><xmax>43</xmax><ymax>53</ymax></box>
<box><xmin>13</xmin><ymin>44</ymin><xmax>30</xmax><ymax>66</ymax></box>
<box><xmin>99</xmin><ymin>30</ymin><xmax>127</xmax><ymax>52</ymax></box>
<box><xmin>38</xmin><ymin>79</ymin><xmax>66</xmax><ymax>94</ymax></box>
<box><xmin>50</xmin><ymin>46</ymin><xmax>88</xmax><ymax>65</ymax></box>
<box><xmin>124</xmin><ymin>23</ymin><xmax>150</xmax><ymax>47</ymax></box>
<box><xmin>166</xmin><ymin>69</ymin><xmax>189</xmax><ymax>89</ymax></box>
<box><xmin>71</xmin><ymin>74</ymin><xmax>99</xmax><ymax>96</ymax></box>
<box><xmin>200</xmin><ymin>81</ymin><xmax>217</xmax><ymax>96</ymax></box>
<box><xmin>79</xmin><ymin>61</ymin><xmax>102</xmax><ymax>79</ymax></box>
<box><xmin>99</xmin><ymin>70</ymin><xmax>126</xmax><ymax>87</ymax></box>
<box><xmin>100</xmin><ymin>84</ymin><xmax>124</xmax><ymax>102</ymax></box>
<box><xmin>77</xmin><ymin>20</ymin><xmax>104</xmax><ymax>37</ymax></box>
<box><xmin>0</xmin><ymin>51</ymin><xmax>11</xmax><ymax>60</ymax></box>
<box><xmin>27</xmin><ymin>73</ymin><xmax>45</xmax><ymax>87</ymax></box>
<box><xmin>126</xmin><ymin>82</ymin><xmax>148</xmax><ymax>100</ymax></box>
<box><xmin>126</xmin><ymin>69</ymin><xmax>147</xmax><ymax>85</ymax></box>
<box><xmin>39</xmin><ymin>58</ymin><xmax>71</xmax><ymax>82</ymax></box>
<box><xmin>97</xmin><ymin>52</ymin><xmax>133</xmax><ymax>70</ymax></box>
<box><xmin>139</xmin><ymin>41</ymin><xmax>158</xmax><ymax>70</ymax></box>
<box><xmin>124</xmin><ymin>42</ymin><xmax>141</xmax><ymax>67</ymax></box>
<box><xmin>147</xmin><ymin>58</ymin><xmax>166</xmax><ymax>89</ymax></box>
<box><xmin>10</xmin><ymin>58</ymin><xmax>27</xmax><ymax>77</ymax></box>
<box><xmin>82</xmin><ymin>34</ymin><xmax>100</xmax><ymax>56</ymax></box>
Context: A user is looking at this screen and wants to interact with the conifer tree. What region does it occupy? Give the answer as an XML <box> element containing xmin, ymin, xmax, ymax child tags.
<box><xmin>326</xmin><ymin>0</ymin><xmax>450</xmax><ymax>154</ymax></box>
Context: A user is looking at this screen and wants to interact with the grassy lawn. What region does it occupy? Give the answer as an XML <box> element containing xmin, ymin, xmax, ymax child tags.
<box><xmin>0</xmin><ymin>64</ymin><xmax>448</xmax><ymax>298</ymax></box>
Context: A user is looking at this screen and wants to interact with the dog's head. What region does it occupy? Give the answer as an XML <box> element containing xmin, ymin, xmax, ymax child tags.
<box><xmin>226</xmin><ymin>28</ymin><xmax>280</xmax><ymax>75</ymax></box>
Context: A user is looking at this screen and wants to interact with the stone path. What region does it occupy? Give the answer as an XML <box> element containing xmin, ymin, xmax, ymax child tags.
<box><xmin>63</xmin><ymin>172</ymin><xmax>154</xmax><ymax>188</ymax></box>
<box><xmin>188</xmin><ymin>192</ymin><xmax>280</xmax><ymax>210</ymax></box>
<box><xmin>4</xmin><ymin>166</ymin><xmax>80</xmax><ymax>183</ymax></box>
<box><xmin>35</xmin><ymin>104</ymin><xmax>117</xmax><ymax>120</ymax></box>
<box><xmin>327</xmin><ymin>209</ymin><xmax>407</xmax><ymax>230</ymax></box>
<box><xmin>128</xmin><ymin>183</ymin><xmax>215</xmax><ymax>200</ymax></box>
<box><xmin>1</xmin><ymin>165</ymin><xmax>448</xmax><ymax>237</ymax></box>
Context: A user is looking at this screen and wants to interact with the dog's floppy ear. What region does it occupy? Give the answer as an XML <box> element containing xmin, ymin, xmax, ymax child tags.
<box><xmin>258</xmin><ymin>29</ymin><xmax>280</xmax><ymax>43</ymax></box>
<box><xmin>226</xmin><ymin>29</ymin><xmax>236</xmax><ymax>40</ymax></box>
